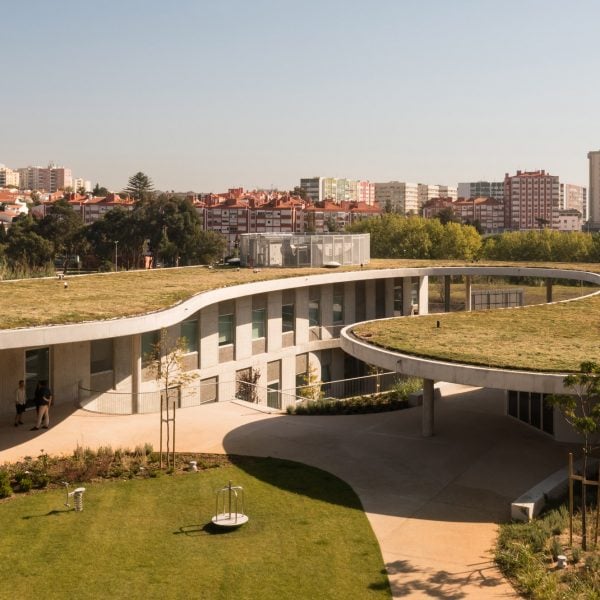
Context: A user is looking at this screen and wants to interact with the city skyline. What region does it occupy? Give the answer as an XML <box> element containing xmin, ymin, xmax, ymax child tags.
<box><xmin>3</xmin><ymin>0</ymin><xmax>599</xmax><ymax>191</ymax></box>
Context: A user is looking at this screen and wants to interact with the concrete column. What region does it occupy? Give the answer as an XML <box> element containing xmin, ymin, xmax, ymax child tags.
<box><xmin>403</xmin><ymin>277</ymin><xmax>414</xmax><ymax>316</ymax></box>
<box><xmin>546</xmin><ymin>279</ymin><xmax>553</xmax><ymax>303</ymax></box>
<box><xmin>384</xmin><ymin>278</ymin><xmax>395</xmax><ymax>317</ymax></box>
<box><xmin>280</xmin><ymin>354</ymin><xmax>296</xmax><ymax>407</ymax></box>
<box><xmin>465</xmin><ymin>276</ymin><xmax>472</xmax><ymax>312</ymax></box>
<box><xmin>131</xmin><ymin>334</ymin><xmax>141</xmax><ymax>414</ymax></box>
<box><xmin>422</xmin><ymin>378</ymin><xmax>435</xmax><ymax>437</ymax></box>
<box><xmin>235</xmin><ymin>296</ymin><xmax>252</xmax><ymax>361</ymax></box>
<box><xmin>343</xmin><ymin>281</ymin><xmax>355</xmax><ymax>324</ymax></box>
<box><xmin>320</xmin><ymin>284</ymin><xmax>333</xmax><ymax>340</ymax></box>
<box><xmin>365</xmin><ymin>280</ymin><xmax>376</xmax><ymax>320</ymax></box>
<box><xmin>267</xmin><ymin>290</ymin><xmax>282</xmax><ymax>352</ymax></box>
<box><xmin>295</xmin><ymin>287</ymin><xmax>309</xmax><ymax>345</ymax></box>
<box><xmin>418</xmin><ymin>276</ymin><xmax>429</xmax><ymax>315</ymax></box>
<box><xmin>200</xmin><ymin>304</ymin><xmax>219</xmax><ymax>369</ymax></box>
<box><xmin>444</xmin><ymin>276</ymin><xmax>451</xmax><ymax>313</ymax></box>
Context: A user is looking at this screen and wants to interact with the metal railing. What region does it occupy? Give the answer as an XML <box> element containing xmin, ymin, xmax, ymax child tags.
<box><xmin>78</xmin><ymin>379</ymin><xmax>218</xmax><ymax>415</ymax></box>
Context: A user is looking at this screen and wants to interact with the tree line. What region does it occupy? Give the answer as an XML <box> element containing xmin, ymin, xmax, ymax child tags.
<box><xmin>0</xmin><ymin>194</ymin><xmax>226</xmax><ymax>275</ymax></box>
<box><xmin>348</xmin><ymin>214</ymin><xmax>600</xmax><ymax>263</ymax></box>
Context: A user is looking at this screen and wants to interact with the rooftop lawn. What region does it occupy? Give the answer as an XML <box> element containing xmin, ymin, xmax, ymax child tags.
<box><xmin>0</xmin><ymin>259</ymin><xmax>598</xmax><ymax>330</ymax></box>
<box><xmin>352</xmin><ymin>293</ymin><xmax>600</xmax><ymax>373</ymax></box>
<box><xmin>0</xmin><ymin>457</ymin><xmax>390</xmax><ymax>600</ymax></box>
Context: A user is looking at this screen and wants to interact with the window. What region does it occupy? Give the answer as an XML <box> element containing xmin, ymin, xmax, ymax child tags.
<box><xmin>218</xmin><ymin>314</ymin><xmax>234</xmax><ymax>346</ymax></box>
<box><xmin>91</xmin><ymin>339</ymin><xmax>113</xmax><ymax>373</ymax></box>
<box><xmin>282</xmin><ymin>304</ymin><xmax>294</xmax><ymax>333</ymax></box>
<box><xmin>141</xmin><ymin>330</ymin><xmax>160</xmax><ymax>368</ymax></box>
<box><xmin>252</xmin><ymin>308</ymin><xmax>266</xmax><ymax>339</ymax></box>
<box><xmin>309</xmin><ymin>300</ymin><xmax>320</xmax><ymax>327</ymax></box>
<box><xmin>333</xmin><ymin>293</ymin><xmax>344</xmax><ymax>323</ymax></box>
<box><xmin>181</xmin><ymin>319</ymin><xmax>198</xmax><ymax>354</ymax></box>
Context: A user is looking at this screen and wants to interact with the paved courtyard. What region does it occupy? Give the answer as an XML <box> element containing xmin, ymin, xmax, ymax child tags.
<box><xmin>0</xmin><ymin>385</ymin><xmax>573</xmax><ymax>599</ymax></box>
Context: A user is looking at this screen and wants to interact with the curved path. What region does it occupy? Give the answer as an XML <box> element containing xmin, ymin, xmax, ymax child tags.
<box><xmin>0</xmin><ymin>385</ymin><xmax>573</xmax><ymax>599</ymax></box>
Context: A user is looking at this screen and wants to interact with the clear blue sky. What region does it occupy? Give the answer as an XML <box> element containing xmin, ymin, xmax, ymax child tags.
<box><xmin>2</xmin><ymin>0</ymin><xmax>599</xmax><ymax>192</ymax></box>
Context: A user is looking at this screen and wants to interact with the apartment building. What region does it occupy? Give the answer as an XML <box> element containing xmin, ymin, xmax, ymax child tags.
<box><xmin>421</xmin><ymin>197</ymin><xmax>504</xmax><ymax>233</ymax></box>
<box><xmin>559</xmin><ymin>183</ymin><xmax>587</xmax><ymax>220</ymax></box>
<box><xmin>457</xmin><ymin>181</ymin><xmax>504</xmax><ymax>202</ymax></box>
<box><xmin>18</xmin><ymin>164</ymin><xmax>72</xmax><ymax>192</ymax></box>
<box><xmin>300</xmin><ymin>177</ymin><xmax>375</xmax><ymax>205</ymax></box>
<box><xmin>374</xmin><ymin>182</ymin><xmax>419</xmax><ymax>214</ymax></box>
<box><xmin>417</xmin><ymin>184</ymin><xmax>458</xmax><ymax>207</ymax></box>
<box><xmin>0</xmin><ymin>166</ymin><xmax>20</xmax><ymax>188</ymax></box>
<box><xmin>587</xmin><ymin>150</ymin><xmax>600</xmax><ymax>228</ymax></box>
<box><xmin>503</xmin><ymin>170</ymin><xmax>560</xmax><ymax>230</ymax></box>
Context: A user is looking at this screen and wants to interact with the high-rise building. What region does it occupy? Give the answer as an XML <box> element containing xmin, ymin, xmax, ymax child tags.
<box><xmin>18</xmin><ymin>164</ymin><xmax>72</xmax><ymax>192</ymax></box>
<box><xmin>503</xmin><ymin>170</ymin><xmax>560</xmax><ymax>230</ymax></box>
<box><xmin>588</xmin><ymin>151</ymin><xmax>600</xmax><ymax>227</ymax></box>
<box><xmin>559</xmin><ymin>183</ymin><xmax>587</xmax><ymax>220</ymax></box>
<box><xmin>300</xmin><ymin>177</ymin><xmax>375</xmax><ymax>205</ymax></box>
<box><xmin>417</xmin><ymin>184</ymin><xmax>457</xmax><ymax>207</ymax></box>
<box><xmin>457</xmin><ymin>181</ymin><xmax>504</xmax><ymax>202</ymax></box>
<box><xmin>373</xmin><ymin>182</ymin><xmax>419</xmax><ymax>213</ymax></box>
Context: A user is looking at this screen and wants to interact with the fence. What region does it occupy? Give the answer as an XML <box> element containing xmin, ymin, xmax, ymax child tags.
<box><xmin>78</xmin><ymin>379</ymin><xmax>219</xmax><ymax>415</ymax></box>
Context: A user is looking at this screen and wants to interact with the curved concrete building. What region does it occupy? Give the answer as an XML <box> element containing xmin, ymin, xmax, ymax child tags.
<box><xmin>1</xmin><ymin>265</ymin><xmax>598</xmax><ymax>442</ymax></box>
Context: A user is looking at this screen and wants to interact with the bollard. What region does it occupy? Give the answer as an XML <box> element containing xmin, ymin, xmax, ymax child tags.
<box><xmin>557</xmin><ymin>555</ymin><xmax>567</xmax><ymax>569</ymax></box>
<box><xmin>189</xmin><ymin>460</ymin><xmax>198</xmax><ymax>472</ymax></box>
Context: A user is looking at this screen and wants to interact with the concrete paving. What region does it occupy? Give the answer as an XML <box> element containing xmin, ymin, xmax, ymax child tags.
<box><xmin>0</xmin><ymin>385</ymin><xmax>574</xmax><ymax>599</ymax></box>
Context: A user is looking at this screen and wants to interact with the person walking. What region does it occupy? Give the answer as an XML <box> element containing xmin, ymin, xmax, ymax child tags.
<box><xmin>31</xmin><ymin>380</ymin><xmax>52</xmax><ymax>430</ymax></box>
<box><xmin>14</xmin><ymin>380</ymin><xmax>26</xmax><ymax>426</ymax></box>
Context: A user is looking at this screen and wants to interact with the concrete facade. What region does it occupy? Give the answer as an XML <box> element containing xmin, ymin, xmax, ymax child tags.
<box><xmin>1</xmin><ymin>266</ymin><xmax>598</xmax><ymax>443</ymax></box>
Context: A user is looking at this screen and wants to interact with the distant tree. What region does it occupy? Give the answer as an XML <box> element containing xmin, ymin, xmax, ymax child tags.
<box><xmin>124</xmin><ymin>172</ymin><xmax>154</xmax><ymax>202</ymax></box>
<box><xmin>37</xmin><ymin>199</ymin><xmax>85</xmax><ymax>263</ymax></box>
<box><xmin>92</xmin><ymin>183</ymin><xmax>109</xmax><ymax>197</ymax></box>
<box><xmin>291</xmin><ymin>186</ymin><xmax>307</xmax><ymax>200</ymax></box>
<box><xmin>436</xmin><ymin>207</ymin><xmax>460</xmax><ymax>225</ymax></box>
<box><xmin>77</xmin><ymin>186</ymin><xmax>87</xmax><ymax>196</ymax></box>
<box><xmin>4</xmin><ymin>215</ymin><xmax>53</xmax><ymax>269</ymax></box>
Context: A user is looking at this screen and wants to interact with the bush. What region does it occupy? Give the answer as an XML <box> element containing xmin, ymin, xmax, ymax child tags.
<box><xmin>18</xmin><ymin>478</ymin><xmax>33</xmax><ymax>493</ymax></box>
<box><xmin>0</xmin><ymin>471</ymin><xmax>13</xmax><ymax>498</ymax></box>
<box><xmin>550</xmin><ymin>537</ymin><xmax>563</xmax><ymax>561</ymax></box>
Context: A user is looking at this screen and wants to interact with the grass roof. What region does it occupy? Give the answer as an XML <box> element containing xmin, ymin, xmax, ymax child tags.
<box><xmin>0</xmin><ymin>259</ymin><xmax>598</xmax><ymax>330</ymax></box>
<box><xmin>352</xmin><ymin>294</ymin><xmax>600</xmax><ymax>373</ymax></box>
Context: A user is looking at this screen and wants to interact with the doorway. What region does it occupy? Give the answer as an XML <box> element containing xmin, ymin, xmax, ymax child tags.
<box><xmin>25</xmin><ymin>347</ymin><xmax>50</xmax><ymax>408</ymax></box>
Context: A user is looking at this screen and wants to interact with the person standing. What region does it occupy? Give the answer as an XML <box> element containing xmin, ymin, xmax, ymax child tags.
<box><xmin>31</xmin><ymin>380</ymin><xmax>52</xmax><ymax>430</ymax></box>
<box><xmin>14</xmin><ymin>380</ymin><xmax>26</xmax><ymax>426</ymax></box>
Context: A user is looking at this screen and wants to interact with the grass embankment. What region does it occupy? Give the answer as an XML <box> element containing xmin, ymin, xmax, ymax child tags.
<box><xmin>353</xmin><ymin>294</ymin><xmax>600</xmax><ymax>373</ymax></box>
<box><xmin>0</xmin><ymin>456</ymin><xmax>389</xmax><ymax>600</ymax></box>
<box><xmin>0</xmin><ymin>260</ymin><xmax>598</xmax><ymax>330</ymax></box>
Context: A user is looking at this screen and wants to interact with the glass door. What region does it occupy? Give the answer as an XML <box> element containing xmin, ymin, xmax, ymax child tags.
<box><xmin>25</xmin><ymin>348</ymin><xmax>50</xmax><ymax>408</ymax></box>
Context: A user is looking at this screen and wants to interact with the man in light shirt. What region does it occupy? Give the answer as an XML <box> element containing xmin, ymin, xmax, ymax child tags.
<box><xmin>14</xmin><ymin>380</ymin><xmax>26</xmax><ymax>427</ymax></box>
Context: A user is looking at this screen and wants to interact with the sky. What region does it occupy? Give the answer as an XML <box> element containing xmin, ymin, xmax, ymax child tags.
<box><xmin>2</xmin><ymin>0</ymin><xmax>600</xmax><ymax>192</ymax></box>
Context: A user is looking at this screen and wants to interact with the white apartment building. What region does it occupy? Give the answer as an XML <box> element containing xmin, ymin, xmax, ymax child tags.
<box><xmin>559</xmin><ymin>183</ymin><xmax>587</xmax><ymax>221</ymax></box>
<box><xmin>587</xmin><ymin>151</ymin><xmax>600</xmax><ymax>227</ymax></box>
<box><xmin>0</xmin><ymin>166</ymin><xmax>20</xmax><ymax>188</ymax></box>
<box><xmin>457</xmin><ymin>181</ymin><xmax>504</xmax><ymax>202</ymax></box>
<box><xmin>417</xmin><ymin>184</ymin><xmax>458</xmax><ymax>207</ymax></box>
<box><xmin>300</xmin><ymin>177</ymin><xmax>375</xmax><ymax>205</ymax></box>
<box><xmin>373</xmin><ymin>182</ymin><xmax>419</xmax><ymax>214</ymax></box>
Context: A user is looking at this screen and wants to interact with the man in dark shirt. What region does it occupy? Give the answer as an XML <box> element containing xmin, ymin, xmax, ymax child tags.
<box><xmin>31</xmin><ymin>380</ymin><xmax>52</xmax><ymax>430</ymax></box>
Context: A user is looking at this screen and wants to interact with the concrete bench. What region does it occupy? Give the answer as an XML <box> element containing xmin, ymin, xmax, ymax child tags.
<box><xmin>510</xmin><ymin>466</ymin><xmax>570</xmax><ymax>522</ymax></box>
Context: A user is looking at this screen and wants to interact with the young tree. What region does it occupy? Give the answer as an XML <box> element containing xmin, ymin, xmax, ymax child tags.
<box><xmin>144</xmin><ymin>328</ymin><xmax>197</xmax><ymax>468</ymax></box>
<box><xmin>124</xmin><ymin>172</ymin><xmax>154</xmax><ymax>202</ymax></box>
<box><xmin>550</xmin><ymin>361</ymin><xmax>600</xmax><ymax>550</ymax></box>
<box><xmin>296</xmin><ymin>362</ymin><xmax>324</xmax><ymax>402</ymax></box>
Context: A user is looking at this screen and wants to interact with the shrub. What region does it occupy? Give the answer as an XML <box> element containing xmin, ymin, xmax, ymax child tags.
<box><xmin>549</xmin><ymin>537</ymin><xmax>563</xmax><ymax>561</ymax></box>
<box><xmin>19</xmin><ymin>478</ymin><xmax>33</xmax><ymax>493</ymax></box>
<box><xmin>572</xmin><ymin>546</ymin><xmax>582</xmax><ymax>564</ymax></box>
<box><xmin>0</xmin><ymin>471</ymin><xmax>13</xmax><ymax>498</ymax></box>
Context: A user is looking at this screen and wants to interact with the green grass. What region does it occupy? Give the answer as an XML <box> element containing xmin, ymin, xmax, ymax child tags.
<box><xmin>353</xmin><ymin>294</ymin><xmax>600</xmax><ymax>373</ymax></box>
<box><xmin>0</xmin><ymin>259</ymin><xmax>598</xmax><ymax>329</ymax></box>
<box><xmin>0</xmin><ymin>457</ymin><xmax>390</xmax><ymax>600</ymax></box>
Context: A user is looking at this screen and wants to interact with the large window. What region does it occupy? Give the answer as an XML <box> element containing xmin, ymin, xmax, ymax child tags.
<box><xmin>91</xmin><ymin>339</ymin><xmax>113</xmax><ymax>373</ymax></box>
<box><xmin>181</xmin><ymin>319</ymin><xmax>198</xmax><ymax>353</ymax></box>
<box><xmin>333</xmin><ymin>289</ymin><xmax>344</xmax><ymax>324</ymax></box>
<box><xmin>282</xmin><ymin>304</ymin><xmax>295</xmax><ymax>333</ymax></box>
<box><xmin>309</xmin><ymin>300</ymin><xmax>320</xmax><ymax>327</ymax></box>
<box><xmin>141</xmin><ymin>330</ymin><xmax>160</xmax><ymax>368</ymax></box>
<box><xmin>252</xmin><ymin>308</ymin><xmax>266</xmax><ymax>340</ymax></box>
<box><xmin>394</xmin><ymin>278</ymin><xmax>403</xmax><ymax>314</ymax></box>
<box><xmin>218</xmin><ymin>314</ymin><xmax>235</xmax><ymax>346</ymax></box>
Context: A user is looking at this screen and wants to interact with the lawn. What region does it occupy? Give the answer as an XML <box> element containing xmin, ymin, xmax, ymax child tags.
<box><xmin>352</xmin><ymin>294</ymin><xmax>600</xmax><ymax>373</ymax></box>
<box><xmin>0</xmin><ymin>259</ymin><xmax>598</xmax><ymax>329</ymax></box>
<box><xmin>0</xmin><ymin>457</ymin><xmax>390</xmax><ymax>600</ymax></box>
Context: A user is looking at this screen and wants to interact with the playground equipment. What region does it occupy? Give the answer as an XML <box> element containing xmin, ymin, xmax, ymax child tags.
<box><xmin>211</xmin><ymin>481</ymin><xmax>248</xmax><ymax>528</ymax></box>
<box><xmin>62</xmin><ymin>482</ymin><xmax>86</xmax><ymax>511</ymax></box>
